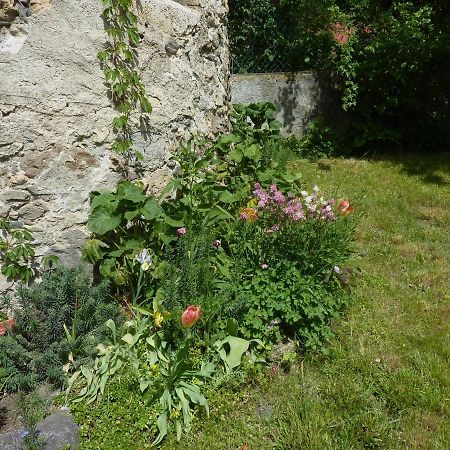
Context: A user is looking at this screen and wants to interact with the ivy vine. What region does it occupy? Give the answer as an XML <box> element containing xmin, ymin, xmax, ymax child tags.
<box><xmin>98</xmin><ymin>0</ymin><xmax>152</xmax><ymax>172</ymax></box>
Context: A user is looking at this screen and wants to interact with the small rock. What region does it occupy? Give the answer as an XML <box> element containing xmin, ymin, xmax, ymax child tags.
<box><xmin>9</xmin><ymin>172</ymin><xmax>29</xmax><ymax>185</ymax></box>
<box><xmin>0</xmin><ymin>189</ymin><xmax>29</xmax><ymax>202</ymax></box>
<box><xmin>165</xmin><ymin>39</ymin><xmax>180</xmax><ymax>56</ymax></box>
<box><xmin>18</xmin><ymin>201</ymin><xmax>48</xmax><ymax>221</ymax></box>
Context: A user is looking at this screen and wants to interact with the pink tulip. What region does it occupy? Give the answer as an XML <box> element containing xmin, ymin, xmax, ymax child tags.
<box><xmin>181</xmin><ymin>305</ymin><xmax>202</xmax><ymax>328</ymax></box>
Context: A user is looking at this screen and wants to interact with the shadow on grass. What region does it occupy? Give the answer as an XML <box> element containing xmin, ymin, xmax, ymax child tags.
<box><xmin>369</xmin><ymin>150</ymin><xmax>450</xmax><ymax>186</ymax></box>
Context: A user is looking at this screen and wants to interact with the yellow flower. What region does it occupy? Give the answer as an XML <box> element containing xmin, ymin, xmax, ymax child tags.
<box><xmin>247</xmin><ymin>197</ymin><xmax>258</xmax><ymax>208</ymax></box>
<box><xmin>153</xmin><ymin>310</ymin><xmax>164</xmax><ymax>328</ymax></box>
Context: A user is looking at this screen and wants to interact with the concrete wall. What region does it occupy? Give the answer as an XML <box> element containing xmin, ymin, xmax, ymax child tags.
<box><xmin>0</xmin><ymin>0</ymin><xmax>230</xmax><ymax>293</ymax></box>
<box><xmin>231</xmin><ymin>71</ymin><xmax>337</xmax><ymax>135</ymax></box>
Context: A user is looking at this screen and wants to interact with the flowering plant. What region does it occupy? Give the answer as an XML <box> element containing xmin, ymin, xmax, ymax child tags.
<box><xmin>248</xmin><ymin>182</ymin><xmax>338</xmax><ymax>235</ymax></box>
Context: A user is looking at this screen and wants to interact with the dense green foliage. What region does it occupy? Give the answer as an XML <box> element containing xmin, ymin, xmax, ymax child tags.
<box><xmin>0</xmin><ymin>267</ymin><xmax>122</xmax><ymax>392</ymax></box>
<box><xmin>229</xmin><ymin>0</ymin><xmax>450</xmax><ymax>152</ymax></box>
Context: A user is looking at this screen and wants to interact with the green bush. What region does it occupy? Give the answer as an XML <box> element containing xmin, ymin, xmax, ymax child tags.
<box><xmin>0</xmin><ymin>267</ymin><xmax>123</xmax><ymax>392</ymax></box>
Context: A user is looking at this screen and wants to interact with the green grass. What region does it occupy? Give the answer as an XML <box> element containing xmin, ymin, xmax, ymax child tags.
<box><xmin>161</xmin><ymin>153</ymin><xmax>450</xmax><ymax>450</ymax></box>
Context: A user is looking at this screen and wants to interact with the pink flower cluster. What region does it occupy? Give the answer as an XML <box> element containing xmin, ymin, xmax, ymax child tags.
<box><xmin>253</xmin><ymin>183</ymin><xmax>336</xmax><ymax>224</ymax></box>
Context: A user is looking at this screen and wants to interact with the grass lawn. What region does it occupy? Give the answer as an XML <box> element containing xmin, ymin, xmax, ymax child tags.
<box><xmin>162</xmin><ymin>153</ymin><xmax>450</xmax><ymax>450</ymax></box>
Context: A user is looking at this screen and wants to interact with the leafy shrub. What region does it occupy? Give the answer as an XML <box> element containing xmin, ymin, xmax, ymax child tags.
<box><xmin>0</xmin><ymin>219</ymin><xmax>58</xmax><ymax>284</ymax></box>
<box><xmin>0</xmin><ymin>267</ymin><xmax>123</xmax><ymax>392</ymax></box>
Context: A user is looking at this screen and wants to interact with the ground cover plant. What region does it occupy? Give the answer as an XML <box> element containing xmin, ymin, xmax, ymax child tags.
<box><xmin>65</xmin><ymin>103</ymin><xmax>357</xmax><ymax>446</ymax></box>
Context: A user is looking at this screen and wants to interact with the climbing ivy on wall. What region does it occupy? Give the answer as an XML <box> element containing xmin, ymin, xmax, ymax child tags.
<box><xmin>98</xmin><ymin>0</ymin><xmax>152</xmax><ymax>172</ymax></box>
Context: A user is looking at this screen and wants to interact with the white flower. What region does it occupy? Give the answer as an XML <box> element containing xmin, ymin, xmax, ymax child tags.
<box><xmin>135</xmin><ymin>249</ymin><xmax>153</xmax><ymax>271</ymax></box>
<box><xmin>301</xmin><ymin>190</ymin><xmax>308</xmax><ymax>197</ymax></box>
<box><xmin>305</xmin><ymin>195</ymin><xmax>313</xmax><ymax>204</ymax></box>
<box><xmin>313</xmin><ymin>185</ymin><xmax>320</xmax><ymax>192</ymax></box>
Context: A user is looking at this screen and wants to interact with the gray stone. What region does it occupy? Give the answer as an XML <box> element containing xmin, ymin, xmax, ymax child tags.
<box><xmin>36</xmin><ymin>411</ymin><xmax>79</xmax><ymax>450</ymax></box>
<box><xmin>0</xmin><ymin>429</ymin><xmax>29</xmax><ymax>450</ymax></box>
<box><xmin>1</xmin><ymin>189</ymin><xmax>30</xmax><ymax>202</ymax></box>
<box><xmin>165</xmin><ymin>39</ymin><xmax>180</xmax><ymax>55</ymax></box>
<box><xmin>18</xmin><ymin>201</ymin><xmax>48</xmax><ymax>221</ymax></box>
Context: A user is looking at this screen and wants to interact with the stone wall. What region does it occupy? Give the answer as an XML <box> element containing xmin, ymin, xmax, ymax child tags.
<box><xmin>231</xmin><ymin>71</ymin><xmax>338</xmax><ymax>136</ymax></box>
<box><xmin>0</xmin><ymin>0</ymin><xmax>230</xmax><ymax>293</ymax></box>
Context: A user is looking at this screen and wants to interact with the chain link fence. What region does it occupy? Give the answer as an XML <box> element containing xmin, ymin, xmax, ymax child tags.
<box><xmin>228</xmin><ymin>0</ymin><xmax>300</xmax><ymax>74</ymax></box>
<box><xmin>230</xmin><ymin>42</ymin><xmax>293</xmax><ymax>74</ymax></box>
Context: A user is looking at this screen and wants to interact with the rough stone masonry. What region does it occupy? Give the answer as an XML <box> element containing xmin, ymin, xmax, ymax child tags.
<box><xmin>0</xmin><ymin>0</ymin><xmax>230</xmax><ymax>293</ymax></box>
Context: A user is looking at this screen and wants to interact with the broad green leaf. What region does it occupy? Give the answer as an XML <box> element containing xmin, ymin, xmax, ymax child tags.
<box><xmin>153</xmin><ymin>411</ymin><xmax>168</xmax><ymax>446</ymax></box>
<box><xmin>124</xmin><ymin>209</ymin><xmax>141</xmax><ymax>221</ymax></box>
<box><xmin>88</xmin><ymin>207</ymin><xmax>121</xmax><ymax>235</ymax></box>
<box><xmin>218</xmin><ymin>133</ymin><xmax>241</xmax><ymax>145</ymax></box>
<box><xmin>121</xmin><ymin>333</ymin><xmax>134</xmax><ymax>346</ymax></box>
<box><xmin>225</xmin><ymin>318</ymin><xmax>239</xmax><ymax>336</ymax></box>
<box><xmin>243</xmin><ymin>143</ymin><xmax>261</xmax><ymax>161</ymax></box>
<box><xmin>90</xmin><ymin>192</ymin><xmax>116</xmax><ymax>209</ymax></box>
<box><xmin>218</xmin><ymin>190</ymin><xmax>238</xmax><ymax>203</ymax></box>
<box><xmin>82</xmin><ymin>239</ymin><xmax>109</xmax><ymax>263</ymax></box>
<box><xmin>141</xmin><ymin>198</ymin><xmax>163</xmax><ymax>220</ymax></box>
<box><xmin>163</xmin><ymin>215</ymin><xmax>185</xmax><ymax>228</ymax></box>
<box><xmin>105</xmin><ymin>319</ymin><xmax>117</xmax><ymax>343</ymax></box>
<box><xmin>214</xmin><ymin>336</ymin><xmax>250</xmax><ymax>372</ymax></box>
<box><xmin>117</xmin><ymin>181</ymin><xmax>146</xmax><ymax>203</ymax></box>
<box><xmin>228</xmin><ymin>147</ymin><xmax>243</xmax><ymax>163</ymax></box>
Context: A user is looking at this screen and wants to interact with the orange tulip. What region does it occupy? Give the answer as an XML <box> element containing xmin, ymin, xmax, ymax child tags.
<box><xmin>181</xmin><ymin>306</ymin><xmax>202</xmax><ymax>329</ymax></box>
<box><xmin>337</xmin><ymin>200</ymin><xmax>353</xmax><ymax>216</ymax></box>
<box><xmin>239</xmin><ymin>207</ymin><xmax>258</xmax><ymax>222</ymax></box>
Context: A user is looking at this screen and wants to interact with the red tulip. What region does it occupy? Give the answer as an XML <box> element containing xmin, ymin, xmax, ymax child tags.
<box><xmin>181</xmin><ymin>306</ymin><xmax>202</xmax><ymax>329</ymax></box>
<box><xmin>337</xmin><ymin>200</ymin><xmax>353</xmax><ymax>216</ymax></box>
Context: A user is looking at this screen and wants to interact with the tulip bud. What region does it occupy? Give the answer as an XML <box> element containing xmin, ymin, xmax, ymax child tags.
<box><xmin>180</xmin><ymin>305</ymin><xmax>202</xmax><ymax>329</ymax></box>
<box><xmin>337</xmin><ymin>200</ymin><xmax>353</xmax><ymax>215</ymax></box>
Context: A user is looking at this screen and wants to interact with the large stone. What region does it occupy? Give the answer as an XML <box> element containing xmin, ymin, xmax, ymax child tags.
<box><xmin>36</xmin><ymin>411</ymin><xmax>79</xmax><ymax>450</ymax></box>
<box><xmin>0</xmin><ymin>189</ymin><xmax>30</xmax><ymax>202</ymax></box>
